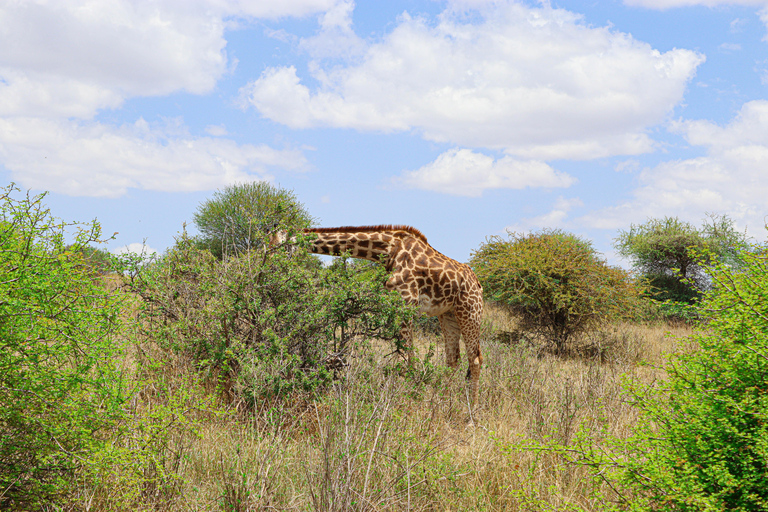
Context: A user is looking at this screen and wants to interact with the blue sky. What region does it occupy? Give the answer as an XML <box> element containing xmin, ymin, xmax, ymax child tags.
<box><xmin>2</xmin><ymin>0</ymin><xmax>768</xmax><ymax>265</ymax></box>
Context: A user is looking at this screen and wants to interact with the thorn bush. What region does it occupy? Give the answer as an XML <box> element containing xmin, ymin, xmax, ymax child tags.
<box><xmin>470</xmin><ymin>229</ymin><xmax>643</xmax><ymax>353</ymax></box>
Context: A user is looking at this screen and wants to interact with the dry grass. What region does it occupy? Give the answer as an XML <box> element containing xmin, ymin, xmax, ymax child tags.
<box><xmin>77</xmin><ymin>302</ymin><xmax>694</xmax><ymax>511</ymax></box>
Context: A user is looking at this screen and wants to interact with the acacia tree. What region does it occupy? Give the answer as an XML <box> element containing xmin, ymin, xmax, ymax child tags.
<box><xmin>614</xmin><ymin>214</ymin><xmax>747</xmax><ymax>303</ymax></box>
<box><xmin>193</xmin><ymin>181</ymin><xmax>314</xmax><ymax>259</ymax></box>
<box><xmin>471</xmin><ymin>229</ymin><xmax>641</xmax><ymax>353</ymax></box>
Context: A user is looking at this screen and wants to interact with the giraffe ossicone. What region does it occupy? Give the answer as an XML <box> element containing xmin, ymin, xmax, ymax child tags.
<box><xmin>301</xmin><ymin>225</ymin><xmax>484</xmax><ymax>403</ymax></box>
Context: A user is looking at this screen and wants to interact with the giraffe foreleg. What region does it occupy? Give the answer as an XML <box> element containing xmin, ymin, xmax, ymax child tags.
<box><xmin>438</xmin><ymin>310</ymin><xmax>461</xmax><ymax>369</ymax></box>
<box><xmin>398</xmin><ymin>318</ymin><xmax>415</xmax><ymax>364</ymax></box>
<box><xmin>386</xmin><ymin>275</ymin><xmax>419</xmax><ymax>364</ymax></box>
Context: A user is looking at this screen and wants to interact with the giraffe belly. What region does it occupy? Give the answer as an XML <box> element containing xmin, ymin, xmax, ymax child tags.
<box><xmin>417</xmin><ymin>294</ymin><xmax>451</xmax><ymax>317</ymax></box>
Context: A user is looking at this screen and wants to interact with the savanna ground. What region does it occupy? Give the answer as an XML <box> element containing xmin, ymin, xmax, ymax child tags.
<box><xmin>81</xmin><ymin>290</ymin><xmax>692</xmax><ymax>512</ymax></box>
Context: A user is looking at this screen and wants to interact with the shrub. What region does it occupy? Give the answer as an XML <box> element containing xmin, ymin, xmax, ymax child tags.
<box><xmin>539</xmin><ymin>241</ymin><xmax>768</xmax><ymax>510</ymax></box>
<box><xmin>68</xmin><ymin>243</ymin><xmax>116</xmax><ymax>275</ymax></box>
<box><xmin>0</xmin><ymin>186</ymin><xmax>126</xmax><ymax>509</ymax></box>
<box><xmin>613</xmin><ymin>243</ymin><xmax>768</xmax><ymax>510</ymax></box>
<box><xmin>323</xmin><ymin>257</ymin><xmax>413</xmax><ymax>353</ymax></box>
<box><xmin>123</xmin><ymin>231</ymin><xmax>413</xmax><ymax>405</ymax></box>
<box><xmin>470</xmin><ymin>229</ymin><xmax>641</xmax><ymax>353</ymax></box>
<box><xmin>193</xmin><ymin>182</ymin><xmax>314</xmax><ymax>259</ymax></box>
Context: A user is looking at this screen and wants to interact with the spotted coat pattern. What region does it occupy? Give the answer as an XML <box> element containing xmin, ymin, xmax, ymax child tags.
<box><xmin>305</xmin><ymin>225</ymin><xmax>484</xmax><ymax>402</ymax></box>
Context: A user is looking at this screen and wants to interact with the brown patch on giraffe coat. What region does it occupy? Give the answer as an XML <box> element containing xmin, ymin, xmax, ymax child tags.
<box><xmin>371</xmin><ymin>240</ymin><xmax>388</xmax><ymax>252</ymax></box>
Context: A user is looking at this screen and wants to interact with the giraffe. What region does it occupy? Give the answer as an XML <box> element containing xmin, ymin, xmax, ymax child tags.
<box><xmin>302</xmin><ymin>225</ymin><xmax>484</xmax><ymax>403</ymax></box>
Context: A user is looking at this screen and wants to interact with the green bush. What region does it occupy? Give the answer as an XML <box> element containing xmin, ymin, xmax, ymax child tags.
<box><xmin>470</xmin><ymin>229</ymin><xmax>642</xmax><ymax>353</ymax></box>
<box><xmin>323</xmin><ymin>257</ymin><xmax>413</xmax><ymax>353</ymax></box>
<box><xmin>124</xmin><ymin>231</ymin><xmax>413</xmax><ymax>405</ymax></box>
<box><xmin>541</xmin><ymin>241</ymin><xmax>768</xmax><ymax>510</ymax></box>
<box><xmin>613</xmin><ymin>243</ymin><xmax>768</xmax><ymax>510</ymax></box>
<box><xmin>0</xmin><ymin>186</ymin><xmax>126</xmax><ymax>509</ymax></box>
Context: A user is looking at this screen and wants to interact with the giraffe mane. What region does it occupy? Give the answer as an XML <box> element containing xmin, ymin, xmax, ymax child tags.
<box><xmin>304</xmin><ymin>225</ymin><xmax>428</xmax><ymax>243</ymax></box>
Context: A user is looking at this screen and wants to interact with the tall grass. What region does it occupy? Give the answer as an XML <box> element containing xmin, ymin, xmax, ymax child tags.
<box><xmin>72</xmin><ymin>303</ymin><xmax>691</xmax><ymax>511</ymax></box>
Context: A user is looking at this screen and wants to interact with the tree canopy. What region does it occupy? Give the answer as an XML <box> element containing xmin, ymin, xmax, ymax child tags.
<box><xmin>613</xmin><ymin>214</ymin><xmax>747</xmax><ymax>303</ymax></box>
<box><xmin>193</xmin><ymin>181</ymin><xmax>314</xmax><ymax>259</ymax></box>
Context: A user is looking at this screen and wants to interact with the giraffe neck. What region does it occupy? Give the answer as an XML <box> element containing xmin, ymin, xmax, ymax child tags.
<box><xmin>304</xmin><ymin>228</ymin><xmax>398</xmax><ymax>264</ymax></box>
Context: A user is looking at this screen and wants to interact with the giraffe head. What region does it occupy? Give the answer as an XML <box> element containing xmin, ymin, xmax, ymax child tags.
<box><xmin>268</xmin><ymin>228</ymin><xmax>288</xmax><ymax>248</ymax></box>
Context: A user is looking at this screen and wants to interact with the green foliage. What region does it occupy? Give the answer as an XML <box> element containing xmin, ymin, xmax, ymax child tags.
<box><xmin>612</xmin><ymin>244</ymin><xmax>768</xmax><ymax>510</ymax></box>
<box><xmin>123</xmin><ymin>230</ymin><xmax>413</xmax><ymax>405</ymax></box>
<box><xmin>193</xmin><ymin>181</ymin><xmax>314</xmax><ymax>259</ymax></box>
<box><xmin>67</xmin><ymin>243</ymin><xmax>116</xmax><ymax>275</ymax></box>
<box><xmin>614</xmin><ymin>214</ymin><xmax>747</xmax><ymax>305</ymax></box>
<box><xmin>470</xmin><ymin>229</ymin><xmax>642</xmax><ymax>353</ymax></box>
<box><xmin>534</xmin><ymin>241</ymin><xmax>768</xmax><ymax>510</ymax></box>
<box><xmin>324</xmin><ymin>257</ymin><xmax>414</xmax><ymax>353</ymax></box>
<box><xmin>0</xmin><ymin>186</ymin><xmax>126</xmax><ymax>509</ymax></box>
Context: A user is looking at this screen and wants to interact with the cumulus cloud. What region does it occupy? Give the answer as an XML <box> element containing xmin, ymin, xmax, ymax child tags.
<box><xmin>579</xmin><ymin>100</ymin><xmax>768</xmax><ymax>235</ymax></box>
<box><xmin>298</xmin><ymin>0</ymin><xmax>365</xmax><ymax>59</ymax></box>
<box><xmin>0</xmin><ymin>0</ymin><xmax>335</xmax><ymax>197</ymax></box>
<box><xmin>242</xmin><ymin>2</ymin><xmax>703</xmax><ymax>160</ymax></box>
<box><xmin>393</xmin><ymin>148</ymin><xmax>575</xmax><ymax>197</ymax></box>
<box><xmin>0</xmin><ymin>117</ymin><xmax>309</xmax><ymax>198</ymax></box>
<box><xmin>0</xmin><ymin>0</ymin><xmax>342</xmax><ymax>119</ymax></box>
<box><xmin>0</xmin><ymin>1</ymin><xmax>229</xmax><ymax>118</ymax></box>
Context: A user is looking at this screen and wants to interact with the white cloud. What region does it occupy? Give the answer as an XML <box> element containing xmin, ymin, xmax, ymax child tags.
<box><xmin>615</xmin><ymin>159</ymin><xmax>642</xmax><ymax>173</ymax></box>
<box><xmin>0</xmin><ymin>1</ymin><xmax>230</xmax><ymax>118</ymax></box>
<box><xmin>0</xmin><ymin>117</ymin><xmax>309</xmax><ymax>198</ymax></box>
<box><xmin>213</xmin><ymin>0</ymin><xmax>340</xmax><ymax>19</ymax></box>
<box><xmin>393</xmin><ymin>148</ymin><xmax>575</xmax><ymax>197</ymax></box>
<box><xmin>0</xmin><ymin>0</ymin><xmax>342</xmax><ymax>119</ymax></box>
<box><xmin>719</xmin><ymin>42</ymin><xmax>742</xmax><ymax>51</ymax></box>
<box><xmin>205</xmin><ymin>124</ymin><xmax>229</xmax><ymax>136</ymax></box>
<box><xmin>0</xmin><ymin>69</ymin><xmax>125</xmax><ymax>118</ymax></box>
<box><xmin>505</xmin><ymin>196</ymin><xmax>584</xmax><ymax>233</ymax></box>
<box><xmin>298</xmin><ymin>0</ymin><xmax>365</xmax><ymax>59</ymax></box>
<box><xmin>579</xmin><ymin>100</ymin><xmax>768</xmax><ymax>235</ymax></box>
<box><xmin>242</xmin><ymin>2</ymin><xmax>703</xmax><ymax>160</ymax></box>
<box><xmin>0</xmin><ymin>0</ymin><xmax>336</xmax><ymax>197</ymax></box>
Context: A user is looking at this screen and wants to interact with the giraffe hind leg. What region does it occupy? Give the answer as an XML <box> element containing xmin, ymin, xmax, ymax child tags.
<box><xmin>455</xmin><ymin>309</ymin><xmax>482</xmax><ymax>403</ymax></box>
